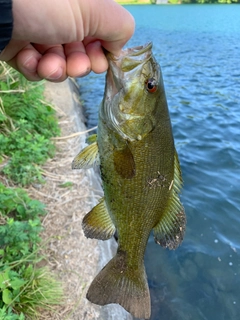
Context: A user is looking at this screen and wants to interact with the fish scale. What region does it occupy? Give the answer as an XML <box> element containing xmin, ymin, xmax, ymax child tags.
<box><xmin>99</xmin><ymin>130</ymin><xmax>172</xmax><ymax>258</ymax></box>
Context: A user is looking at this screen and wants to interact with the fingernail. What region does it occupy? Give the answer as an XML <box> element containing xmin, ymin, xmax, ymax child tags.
<box><xmin>23</xmin><ymin>56</ymin><xmax>37</xmax><ymax>72</ymax></box>
<box><xmin>47</xmin><ymin>67</ymin><xmax>63</xmax><ymax>80</ymax></box>
<box><xmin>78</xmin><ymin>68</ymin><xmax>91</xmax><ymax>78</ymax></box>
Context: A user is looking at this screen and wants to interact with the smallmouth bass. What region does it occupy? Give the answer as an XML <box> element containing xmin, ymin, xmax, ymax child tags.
<box><xmin>72</xmin><ymin>43</ymin><xmax>186</xmax><ymax>319</ymax></box>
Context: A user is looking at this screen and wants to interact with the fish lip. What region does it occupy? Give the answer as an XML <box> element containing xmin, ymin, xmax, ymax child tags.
<box><xmin>109</xmin><ymin>42</ymin><xmax>153</xmax><ymax>61</ymax></box>
<box><xmin>105</xmin><ymin>43</ymin><xmax>153</xmax><ymax>98</ymax></box>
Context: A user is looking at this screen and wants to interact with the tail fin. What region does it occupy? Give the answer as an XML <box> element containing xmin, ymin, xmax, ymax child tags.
<box><xmin>86</xmin><ymin>250</ymin><xmax>151</xmax><ymax>319</ymax></box>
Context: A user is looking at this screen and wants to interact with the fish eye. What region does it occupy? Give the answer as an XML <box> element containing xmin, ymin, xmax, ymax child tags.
<box><xmin>145</xmin><ymin>78</ymin><xmax>157</xmax><ymax>93</ymax></box>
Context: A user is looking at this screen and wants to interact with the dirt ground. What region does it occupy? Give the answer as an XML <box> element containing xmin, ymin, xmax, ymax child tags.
<box><xmin>29</xmin><ymin>79</ymin><xmax>133</xmax><ymax>320</ymax></box>
<box><xmin>25</xmin><ymin>79</ymin><xmax>101</xmax><ymax>320</ymax></box>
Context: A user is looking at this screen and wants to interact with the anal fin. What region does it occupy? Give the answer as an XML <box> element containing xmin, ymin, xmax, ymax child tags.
<box><xmin>82</xmin><ymin>198</ymin><xmax>115</xmax><ymax>240</ymax></box>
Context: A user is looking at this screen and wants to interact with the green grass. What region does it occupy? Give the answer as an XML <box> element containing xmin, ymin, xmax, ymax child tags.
<box><xmin>0</xmin><ymin>62</ymin><xmax>60</xmax><ymax>186</ymax></box>
<box><xmin>0</xmin><ymin>183</ymin><xmax>63</xmax><ymax>319</ymax></box>
<box><xmin>0</xmin><ymin>64</ymin><xmax>63</xmax><ymax>319</ymax></box>
<box><xmin>0</xmin><ymin>265</ymin><xmax>63</xmax><ymax>319</ymax></box>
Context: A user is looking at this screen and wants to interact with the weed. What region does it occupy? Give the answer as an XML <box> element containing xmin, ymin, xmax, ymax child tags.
<box><xmin>0</xmin><ymin>184</ymin><xmax>63</xmax><ymax>318</ymax></box>
<box><xmin>0</xmin><ymin>265</ymin><xmax>63</xmax><ymax>319</ymax></box>
<box><xmin>0</xmin><ymin>62</ymin><xmax>60</xmax><ymax>186</ymax></box>
<box><xmin>0</xmin><ymin>183</ymin><xmax>45</xmax><ymax>263</ymax></box>
<box><xmin>0</xmin><ymin>183</ymin><xmax>45</xmax><ymax>219</ymax></box>
<box><xmin>0</xmin><ymin>64</ymin><xmax>64</xmax><ymax>318</ymax></box>
<box><xmin>0</xmin><ymin>306</ymin><xmax>25</xmax><ymax>320</ymax></box>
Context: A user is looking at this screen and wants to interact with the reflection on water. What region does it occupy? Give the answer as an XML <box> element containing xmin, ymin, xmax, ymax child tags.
<box><xmin>77</xmin><ymin>4</ymin><xmax>240</xmax><ymax>319</ymax></box>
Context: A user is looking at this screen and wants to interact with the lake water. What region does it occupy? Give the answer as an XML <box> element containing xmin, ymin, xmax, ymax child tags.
<box><xmin>77</xmin><ymin>4</ymin><xmax>240</xmax><ymax>320</ymax></box>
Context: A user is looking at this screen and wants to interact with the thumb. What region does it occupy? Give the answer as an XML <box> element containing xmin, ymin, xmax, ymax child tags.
<box><xmin>86</xmin><ymin>0</ymin><xmax>135</xmax><ymax>55</ymax></box>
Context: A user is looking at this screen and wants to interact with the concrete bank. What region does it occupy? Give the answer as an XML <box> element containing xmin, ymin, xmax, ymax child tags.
<box><xmin>44</xmin><ymin>79</ymin><xmax>132</xmax><ymax>320</ymax></box>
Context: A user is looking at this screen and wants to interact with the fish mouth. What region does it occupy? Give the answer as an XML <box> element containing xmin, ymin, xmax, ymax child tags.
<box><xmin>111</xmin><ymin>42</ymin><xmax>152</xmax><ymax>59</ymax></box>
<box><xmin>106</xmin><ymin>42</ymin><xmax>153</xmax><ymax>93</ymax></box>
<box><xmin>107</xmin><ymin>43</ymin><xmax>153</xmax><ymax>72</ymax></box>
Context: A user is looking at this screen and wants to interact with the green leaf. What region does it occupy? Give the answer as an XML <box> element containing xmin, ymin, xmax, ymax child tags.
<box><xmin>7</xmin><ymin>218</ymin><xmax>14</xmax><ymax>226</ymax></box>
<box><xmin>0</xmin><ymin>270</ymin><xmax>10</xmax><ymax>289</ymax></box>
<box><xmin>0</xmin><ymin>82</ymin><xmax>8</xmax><ymax>90</ymax></box>
<box><xmin>59</xmin><ymin>181</ymin><xmax>73</xmax><ymax>188</ymax></box>
<box><xmin>10</xmin><ymin>278</ymin><xmax>26</xmax><ymax>290</ymax></box>
<box><xmin>2</xmin><ymin>288</ymin><xmax>12</xmax><ymax>304</ymax></box>
<box><xmin>19</xmin><ymin>313</ymin><xmax>25</xmax><ymax>320</ymax></box>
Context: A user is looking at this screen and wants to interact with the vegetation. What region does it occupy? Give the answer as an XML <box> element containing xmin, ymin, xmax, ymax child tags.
<box><xmin>0</xmin><ymin>63</ymin><xmax>63</xmax><ymax>319</ymax></box>
<box><xmin>0</xmin><ymin>184</ymin><xmax>63</xmax><ymax>319</ymax></box>
<box><xmin>0</xmin><ymin>63</ymin><xmax>60</xmax><ymax>186</ymax></box>
<box><xmin>179</xmin><ymin>0</ymin><xmax>240</xmax><ymax>3</ymax></box>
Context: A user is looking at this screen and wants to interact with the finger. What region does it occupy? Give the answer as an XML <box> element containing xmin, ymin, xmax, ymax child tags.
<box><xmin>33</xmin><ymin>44</ymin><xmax>65</xmax><ymax>57</ymax></box>
<box><xmin>8</xmin><ymin>44</ymin><xmax>67</xmax><ymax>82</ymax></box>
<box><xmin>87</xmin><ymin>0</ymin><xmax>135</xmax><ymax>55</ymax></box>
<box><xmin>9</xmin><ymin>44</ymin><xmax>43</xmax><ymax>81</ymax></box>
<box><xmin>36</xmin><ymin>45</ymin><xmax>67</xmax><ymax>81</ymax></box>
<box><xmin>37</xmin><ymin>53</ymin><xmax>67</xmax><ymax>82</ymax></box>
<box><xmin>64</xmin><ymin>42</ymin><xmax>91</xmax><ymax>77</ymax></box>
<box><xmin>85</xmin><ymin>41</ymin><xmax>108</xmax><ymax>74</ymax></box>
<box><xmin>0</xmin><ymin>39</ymin><xmax>29</xmax><ymax>62</ymax></box>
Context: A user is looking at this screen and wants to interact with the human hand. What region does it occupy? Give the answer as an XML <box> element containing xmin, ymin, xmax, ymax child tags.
<box><xmin>0</xmin><ymin>0</ymin><xmax>134</xmax><ymax>82</ymax></box>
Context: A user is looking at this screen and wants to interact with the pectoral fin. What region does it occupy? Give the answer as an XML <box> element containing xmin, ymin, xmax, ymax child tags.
<box><xmin>113</xmin><ymin>144</ymin><xmax>136</xmax><ymax>179</ymax></box>
<box><xmin>153</xmin><ymin>150</ymin><xmax>186</xmax><ymax>249</ymax></box>
<box><xmin>86</xmin><ymin>134</ymin><xmax>97</xmax><ymax>145</ymax></box>
<box><xmin>72</xmin><ymin>141</ymin><xmax>99</xmax><ymax>169</ymax></box>
<box><xmin>82</xmin><ymin>198</ymin><xmax>116</xmax><ymax>240</ymax></box>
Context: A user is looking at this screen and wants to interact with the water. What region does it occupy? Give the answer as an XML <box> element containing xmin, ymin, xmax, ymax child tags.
<box><xmin>77</xmin><ymin>4</ymin><xmax>240</xmax><ymax>319</ymax></box>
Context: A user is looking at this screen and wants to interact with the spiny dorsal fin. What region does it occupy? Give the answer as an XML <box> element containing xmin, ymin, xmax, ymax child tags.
<box><xmin>113</xmin><ymin>144</ymin><xmax>136</xmax><ymax>179</ymax></box>
<box><xmin>82</xmin><ymin>198</ymin><xmax>116</xmax><ymax>240</ymax></box>
<box><xmin>153</xmin><ymin>150</ymin><xmax>186</xmax><ymax>250</ymax></box>
<box><xmin>72</xmin><ymin>141</ymin><xmax>99</xmax><ymax>169</ymax></box>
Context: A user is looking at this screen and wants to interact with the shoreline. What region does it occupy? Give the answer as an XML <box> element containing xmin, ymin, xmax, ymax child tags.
<box><xmin>43</xmin><ymin>79</ymin><xmax>133</xmax><ymax>320</ymax></box>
